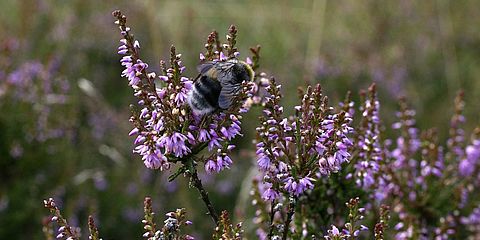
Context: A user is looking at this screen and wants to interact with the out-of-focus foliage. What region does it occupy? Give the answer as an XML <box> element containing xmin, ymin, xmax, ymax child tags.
<box><xmin>1</xmin><ymin>0</ymin><xmax>480</xmax><ymax>239</ymax></box>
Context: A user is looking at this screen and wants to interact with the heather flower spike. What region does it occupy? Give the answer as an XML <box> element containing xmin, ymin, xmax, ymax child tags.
<box><xmin>374</xmin><ymin>205</ymin><xmax>390</xmax><ymax>240</ymax></box>
<box><xmin>88</xmin><ymin>216</ymin><xmax>101</xmax><ymax>240</ymax></box>
<box><xmin>448</xmin><ymin>90</ymin><xmax>466</xmax><ymax>160</ymax></box>
<box><xmin>363</xmin><ymin>90</ymin><xmax>480</xmax><ymax>238</ymax></box>
<box><xmin>255</xmin><ymin>78</ymin><xmax>353</xmax><ymax>199</ymax></box>
<box><xmin>142</xmin><ymin>197</ymin><xmax>157</xmax><ymax>239</ymax></box>
<box><xmin>141</xmin><ymin>197</ymin><xmax>194</xmax><ymax>239</ymax></box>
<box><xmin>43</xmin><ymin>198</ymin><xmax>80</xmax><ymax>240</ymax></box>
<box><xmin>322</xmin><ymin>198</ymin><xmax>368</xmax><ymax>240</ymax></box>
<box><xmin>255</xmin><ymin>77</ymin><xmax>353</xmax><ymax>239</ymax></box>
<box><xmin>113</xmin><ymin>10</ymin><xmax>260</xmax><ymax>225</ymax></box>
<box><xmin>352</xmin><ymin>83</ymin><xmax>382</xmax><ymax>190</ymax></box>
<box><xmin>161</xmin><ymin>208</ymin><xmax>194</xmax><ymax>239</ymax></box>
<box><xmin>212</xmin><ymin>211</ymin><xmax>243</xmax><ymax>240</ymax></box>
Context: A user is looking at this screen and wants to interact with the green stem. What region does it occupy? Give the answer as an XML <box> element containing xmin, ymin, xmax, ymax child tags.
<box><xmin>282</xmin><ymin>197</ymin><xmax>297</xmax><ymax>240</ymax></box>
<box><xmin>267</xmin><ymin>200</ymin><xmax>276</xmax><ymax>239</ymax></box>
<box><xmin>187</xmin><ymin>160</ymin><xmax>219</xmax><ymax>224</ymax></box>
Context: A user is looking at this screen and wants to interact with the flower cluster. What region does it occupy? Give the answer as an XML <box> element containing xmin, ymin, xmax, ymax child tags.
<box><xmin>88</xmin><ymin>216</ymin><xmax>101</xmax><ymax>240</ymax></box>
<box><xmin>448</xmin><ymin>91</ymin><xmax>466</xmax><ymax>160</ymax></box>
<box><xmin>113</xmin><ymin>11</ymin><xmax>257</xmax><ymax>173</ymax></box>
<box><xmin>350</xmin><ymin>84</ymin><xmax>382</xmax><ymax>190</ymax></box>
<box><xmin>43</xmin><ymin>198</ymin><xmax>80</xmax><ymax>240</ymax></box>
<box><xmin>1</xmin><ymin>58</ymin><xmax>70</xmax><ymax>146</ymax></box>
<box><xmin>372</xmin><ymin>97</ymin><xmax>428</xmax><ymax>202</ymax></box>
<box><xmin>323</xmin><ymin>198</ymin><xmax>369</xmax><ymax>240</ymax></box>
<box><xmin>324</xmin><ymin>225</ymin><xmax>348</xmax><ymax>240</ymax></box>
<box><xmin>44</xmin><ymin>197</ymin><xmax>194</xmax><ymax>240</ymax></box>
<box><xmin>461</xmin><ymin>206</ymin><xmax>480</xmax><ymax>235</ymax></box>
<box><xmin>255</xmin><ymin>79</ymin><xmax>353</xmax><ymax>200</ymax></box>
<box><xmin>362</xmin><ymin>91</ymin><xmax>480</xmax><ymax>239</ymax></box>
<box><xmin>458</xmin><ymin>128</ymin><xmax>480</xmax><ymax>177</ymax></box>
<box><xmin>374</xmin><ymin>99</ymin><xmax>451</xmax><ymax>238</ymax></box>
<box><xmin>212</xmin><ymin>211</ymin><xmax>244</xmax><ymax>240</ymax></box>
<box><xmin>373</xmin><ymin>205</ymin><xmax>390</xmax><ymax>240</ymax></box>
<box><xmin>160</xmin><ymin>209</ymin><xmax>194</xmax><ymax>240</ymax></box>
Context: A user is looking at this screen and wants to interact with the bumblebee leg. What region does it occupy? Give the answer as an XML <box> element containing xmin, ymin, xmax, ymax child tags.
<box><xmin>199</xmin><ymin>114</ymin><xmax>209</xmax><ymax>129</ymax></box>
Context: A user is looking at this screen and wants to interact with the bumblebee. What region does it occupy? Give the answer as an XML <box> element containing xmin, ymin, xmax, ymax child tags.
<box><xmin>188</xmin><ymin>59</ymin><xmax>254</xmax><ymax>116</ymax></box>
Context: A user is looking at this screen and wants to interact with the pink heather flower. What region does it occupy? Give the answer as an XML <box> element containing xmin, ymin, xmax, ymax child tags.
<box><xmin>284</xmin><ymin>177</ymin><xmax>298</xmax><ymax>195</ymax></box>
<box><xmin>459</xmin><ymin>140</ymin><xmax>480</xmax><ymax>176</ymax></box>
<box><xmin>198</xmin><ymin>129</ymin><xmax>210</xmax><ymax>142</ymax></box>
<box><xmin>298</xmin><ymin>177</ymin><xmax>315</xmax><ymax>192</ymax></box>
<box><xmin>143</xmin><ymin>151</ymin><xmax>168</xmax><ymax>170</ymax></box>
<box><xmin>205</xmin><ymin>160</ymin><xmax>220</xmax><ymax>174</ymax></box>
<box><xmin>219</xmin><ymin>52</ymin><xmax>227</xmax><ymax>61</ymax></box>
<box><xmin>256</xmin><ymin>81</ymin><xmax>354</xmax><ymax>201</ymax></box>
<box><xmin>262</xmin><ymin>187</ymin><xmax>279</xmax><ymax>201</ymax></box>
<box><xmin>257</xmin><ymin>154</ymin><xmax>271</xmax><ymax>170</ymax></box>
<box><xmin>208</xmin><ymin>138</ymin><xmax>222</xmax><ymax>151</ymax></box>
<box><xmin>284</xmin><ymin>177</ymin><xmax>315</xmax><ymax>196</ymax></box>
<box><xmin>331</xmin><ymin>225</ymin><xmax>339</xmax><ymax>235</ymax></box>
<box><xmin>246</xmin><ymin>57</ymin><xmax>253</xmax><ymax>66</ymax></box>
<box><xmin>166</xmin><ymin>132</ymin><xmax>190</xmax><ymax>157</ymax></box>
<box><xmin>221</xmin><ymin>155</ymin><xmax>233</xmax><ymax>168</ymax></box>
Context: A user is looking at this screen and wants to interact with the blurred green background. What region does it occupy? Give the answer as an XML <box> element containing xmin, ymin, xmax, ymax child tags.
<box><xmin>1</xmin><ymin>0</ymin><xmax>479</xmax><ymax>239</ymax></box>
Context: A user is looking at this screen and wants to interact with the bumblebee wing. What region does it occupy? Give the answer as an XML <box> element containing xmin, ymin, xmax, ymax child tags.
<box><xmin>197</xmin><ymin>62</ymin><xmax>215</xmax><ymax>74</ymax></box>
<box><xmin>218</xmin><ymin>82</ymin><xmax>240</xmax><ymax>109</ymax></box>
<box><xmin>216</xmin><ymin>61</ymin><xmax>240</xmax><ymax>109</ymax></box>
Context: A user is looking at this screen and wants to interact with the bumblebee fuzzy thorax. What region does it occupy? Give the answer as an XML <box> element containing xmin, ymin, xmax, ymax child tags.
<box><xmin>187</xmin><ymin>59</ymin><xmax>254</xmax><ymax>116</ymax></box>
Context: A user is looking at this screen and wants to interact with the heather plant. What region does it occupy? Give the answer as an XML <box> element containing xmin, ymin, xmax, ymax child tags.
<box><xmin>251</xmin><ymin>77</ymin><xmax>355</xmax><ymax>239</ymax></box>
<box><xmin>367</xmin><ymin>91</ymin><xmax>480</xmax><ymax>239</ymax></box>
<box><xmin>1</xmin><ymin>13</ymin><xmax>160</xmax><ymax>238</ymax></box>
<box><xmin>38</xmin><ymin>8</ymin><xmax>480</xmax><ymax>240</ymax></box>
<box><xmin>0</xmin><ymin>55</ymin><xmax>71</xmax><ymax>155</ymax></box>
<box><xmin>112</xmin><ymin>9</ymin><xmax>259</xmax><ymax>224</ymax></box>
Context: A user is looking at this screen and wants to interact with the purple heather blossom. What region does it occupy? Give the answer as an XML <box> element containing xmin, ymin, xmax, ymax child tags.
<box><xmin>353</xmin><ymin>84</ymin><xmax>383</xmax><ymax>190</ymax></box>
<box><xmin>2</xmin><ymin>60</ymin><xmax>70</xmax><ymax>143</ymax></box>
<box><xmin>284</xmin><ymin>177</ymin><xmax>315</xmax><ymax>196</ymax></box>
<box><xmin>330</xmin><ymin>225</ymin><xmax>340</xmax><ymax>235</ymax></box>
<box><xmin>205</xmin><ymin>160</ymin><xmax>220</xmax><ymax>173</ymax></box>
<box><xmin>459</xmin><ymin>139</ymin><xmax>480</xmax><ymax>177</ymax></box>
<box><xmin>324</xmin><ymin>225</ymin><xmax>347</xmax><ymax>240</ymax></box>
<box><xmin>262</xmin><ymin>187</ymin><xmax>279</xmax><ymax>201</ymax></box>
<box><xmin>371</xmin><ymin>99</ymin><xmax>435</xmax><ymax>203</ymax></box>
<box><xmin>365</xmin><ymin>92</ymin><xmax>480</xmax><ymax>239</ymax></box>
<box><xmin>143</xmin><ymin>150</ymin><xmax>169</xmax><ymax>170</ymax></box>
<box><xmin>461</xmin><ymin>206</ymin><xmax>480</xmax><ymax>234</ymax></box>
<box><xmin>255</xmin><ymin>79</ymin><xmax>353</xmax><ymax>199</ymax></box>
<box><xmin>257</xmin><ymin>154</ymin><xmax>271</xmax><ymax>170</ymax></box>
<box><xmin>159</xmin><ymin>132</ymin><xmax>190</xmax><ymax>157</ymax></box>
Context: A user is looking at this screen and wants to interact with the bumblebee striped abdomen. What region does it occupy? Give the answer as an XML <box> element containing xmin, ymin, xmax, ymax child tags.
<box><xmin>188</xmin><ymin>75</ymin><xmax>222</xmax><ymax>115</ymax></box>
